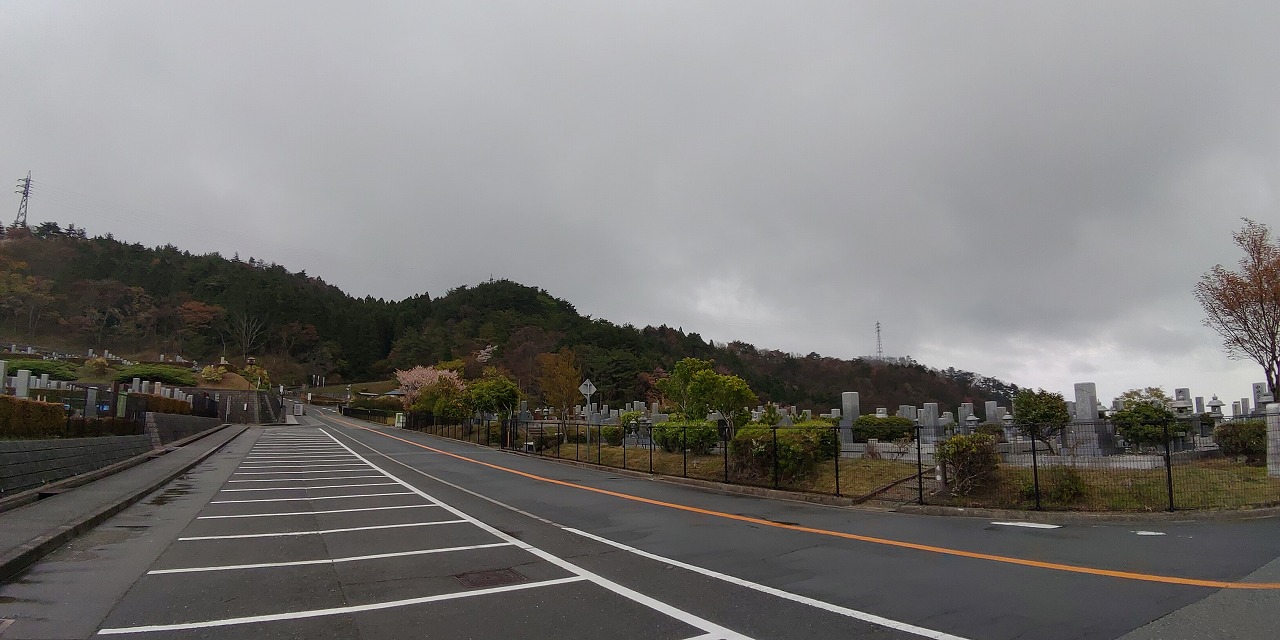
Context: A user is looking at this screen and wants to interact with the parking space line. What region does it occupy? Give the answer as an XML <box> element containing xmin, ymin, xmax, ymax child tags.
<box><xmin>219</xmin><ymin>482</ymin><xmax>400</xmax><ymax>492</ymax></box>
<box><xmin>198</xmin><ymin>504</ymin><xmax>440</xmax><ymax>519</ymax></box>
<box><xmin>233</xmin><ymin>469</ymin><xmax>372</xmax><ymax>476</ymax></box>
<box><xmin>317</xmin><ymin>429</ymin><xmax>756</xmax><ymax>640</ymax></box>
<box><xmin>147</xmin><ymin>542</ymin><xmax>517</xmax><ymax>575</ymax></box>
<box><xmin>238</xmin><ymin>463</ymin><xmax>369</xmax><ymax>468</ymax></box>
<box><xmin>225</xmin><ymin>475</ymin><xmax>385</xmax><ymax>483</ymax></box>
<box><xmin>177</xmin><ymin>520</ymin><xmax>467</xmax><ymax>540</ymax></box>
<box><xmin>96</xmin><ymin>576</ymin><xmax>589</xmax><ymax>634</ymax></box>
<box><xmin>210</xmin><ymin>492</ymin><xmax>412</xmax><ymax>504</ymax></box>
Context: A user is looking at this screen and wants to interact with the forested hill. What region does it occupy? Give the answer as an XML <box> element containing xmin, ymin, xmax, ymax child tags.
<box><xmin>0</xmin><ymin>229</ymin><xmax>1019</xmax><ymax>411</ymax></box>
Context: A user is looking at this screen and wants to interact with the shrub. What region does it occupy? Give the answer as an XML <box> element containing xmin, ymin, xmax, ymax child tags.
<box><xmin>0</xmin><ymin>395</ymin><xmax>68</xmax><ymax>438</ymax></box>
<box><xmin>935</xmin><ymin>433</ymin><xmax>999</xmax><ymax>496</ymax></box>
<box><xmin>115</xmin><ymin>364</ymin><xmax>197</xmax><ymax>387</ymax></box>
<box><xmin>652</xmin><ymin>422</ymin><xmax>719</xmax><ymax>454</ymax></box>
<box><xmin>86</xmin><ymin>357</ymin><xmax>112</xmax><ymax>376</ymax></box>
<box><xmin>241</xmin><ymin>364</ymin><xmax>271</xmax><ymax>389</ymax></box>
<box><xmin>1112</xmin><ymin>400</ymin><xmax>1176</xmax><ymax>450</ymax></box>
<box><xmin>618</xmin><ymin>411</ymin><xmax>642</xmax><ymax>428</ymax></box>
<box><xmin>850</xmin><ymin>415</ymin><xmax>914</xmax><ymax>443</ymax></box>
<box><xmin>1044</xmin><ymin>465</ymin><xmax>1087</xmax><ymax>504</ymax></box>
<box><xmin>3</xmin><ymin>358</ymin><xmax>78</xmax><ymax>381</ymax></box>
<box><xmin>729</xmin><ymin>426</ymin><xmax>836</xmax><ymax>483</ymax></box>
<box><xmin>1214</xmin><ymin>420</ymin><xmax>1266</xmax><ymax>465</ymax></box>
<box><xmin>140</xmin><ymin>394</ymin><xmax>192</xmax><ymax>416</ymax></box>
<box><xmin>975</xmin><ymin>422</ymin><xmax>1006</xmax><ymax>442</ymax></box>
<box><xmin>200</xmin><ymin>365</ymin><xmax>225</xmax><ymax>383</ymax></box>
<box><xmin>601</xmin><ymin>425</ymin><xmax>623</xmax><ymax>446</ymax></box>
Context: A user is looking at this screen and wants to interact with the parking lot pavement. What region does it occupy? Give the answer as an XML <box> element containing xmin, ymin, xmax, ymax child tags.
<box><xmin>91</xmin><ymin>428</ymin><xmax>765</xmax><ymax>639</ymax></box>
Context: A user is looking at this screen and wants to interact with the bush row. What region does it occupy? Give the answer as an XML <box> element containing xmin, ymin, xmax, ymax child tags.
<box><xmin>0</xmin><ymin>395</ymin><xmax>69</xmax><ymax>439</ymax></box>
<box><xmin>728</xmin><ymin>426</ymin><xmax>837</xmax><ymax>483</ymax></box>
<box><xmin>113</xmin><ymin>364</ymin><xmax>197</xmax><ymax>387</ymax></box>
<box><xmin>1214</xmin><ymin>420</ymin><xmax>1266</xmax><ymax>465</ymax></box>
<box><xmin>2</xmin><ymin>359</ymin><xmax>78</xmax><ymax>381</ymax></box>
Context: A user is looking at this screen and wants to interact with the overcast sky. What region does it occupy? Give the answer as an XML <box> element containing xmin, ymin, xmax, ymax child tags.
<box><xmin>3</xmin><ymin>2</ymin><xmax>1278</xmax><ymax>410</ymax></box>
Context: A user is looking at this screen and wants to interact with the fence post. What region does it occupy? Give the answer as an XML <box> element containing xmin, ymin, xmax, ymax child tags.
<box><xmin>915</xmin><ymin>425</ymin><xmax>924</xmax><ymax>505</ymax></box>
<box><xmin>622</xmin><ymin>430</ymin><xmax>627</xmax><ymax>469</ymax></box>
<box><xmin>596</xmin><ymin>425</ymin><xmax>601</xmax><ymax>465</ymax></box>
<box><xmin>682</xmin><ymin>426</ymin><xmax>688</xmax><ymax>478</ymax></box>
<box><xmin>649</xmin><ymin>427</ymin><xmax>654</xmax><ymax>474</ymax></box>
<box><xmin>723</xmin><ymin>430</ymin><xmax>729</xmax><ymax>484</ymax></box>
<box><xmin>772</xmin><ymin>427</ymin><xmax>780</xmax><ymax>489</ymax></box>
<box><xmin>1163</xmin><ymin>421</ymin><xmax>1175</xmax><ymax>512</ymax></box>
<box><xmin>1031</xmin><ymin>426</ymin><xmax>1042</xmax><ymax>510</ymax></box>
<box><xmin>833</xmin><ymin>426</ymin><xmax>841</xmax><ymax>497</ymax></box>
<box><xmin>575</xmin><ymin>423</ymin><xmax>580</xmax><ymax>461</ymax></box>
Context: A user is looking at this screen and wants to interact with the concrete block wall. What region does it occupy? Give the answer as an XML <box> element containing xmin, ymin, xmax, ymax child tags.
<box><xmin>0</xmin><ymin>435</ymin><xmax>154</xmax><ymax>494</ymax></box>
<box><xmin>147</xmin><ymin>413</ymin><xmax>223</xmax><ymax>446</ymax></box>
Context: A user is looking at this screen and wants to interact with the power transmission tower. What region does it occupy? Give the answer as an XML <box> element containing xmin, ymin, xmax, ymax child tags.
<box><xmin>875</xmin><ymin>321</ymin><xmax>883</xmax><ymax>360</ymax></box>
<box><xmin>13</xmin><ymin>171</ymin><xmax>31</xmax><ymax>228</ymax></box>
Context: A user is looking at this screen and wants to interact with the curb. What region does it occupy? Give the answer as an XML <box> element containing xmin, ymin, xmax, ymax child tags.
<box><xmin>0</xmin><ymin>424</ymin><xmax>249</xmax><ymax>583</ymax></box>
<box><xmin>893</xmin><ymin>502</ymin><xmax>1280</xmax><ymax>523</ymax></box>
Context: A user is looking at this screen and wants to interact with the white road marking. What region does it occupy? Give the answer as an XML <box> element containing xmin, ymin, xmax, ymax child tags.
<box><xmin>210</xmin><ymin>492</ymin><xmax>412</xmax><ymax>504</ymax></box>
<box><xmin>990</xmin><ymin>521</ymin><xmax>1062</xmax><ymax>529</ymax></box>
<box><xmin>565</xmin><ymin>527</ymin><xmax>970</xmax><ymax>640</ymax></box>
<box><xmin>198</xmin><ymin>504</ymin><xmax>439</xmax><ymax>519</ymax></box>
<box><xmin>1134</xmin><ymin>531</ymin><xmax>1166</xmax><ymax>536</ymax></box>
<box><xmin>232</xmin><ymin>468</ymin><xmax>371</xmax><ymax>475</ymax></box>
<box><xmin>218</xmin><ymin>482</ymin><xmax>399</xmax><ymax>492</ymax></box>
<box><xmin>225</xmin><ymin>475</ymin><xmax>384</xmax><ymax>483</ymax></box>
<box><xmin>238</xmin><ymin>463</ymin><xmax>369</xmax><ymax>469</ymax></box>
<box><xmin>318</xmin><ymin>428</ymin><xmax>757</xmax><ymax>640</ymax></box>
<box><xmin>96</xmin><ymin>576</ymin><xmax>588</xmax><ymax>634</ymax></box>
<box><xmin>321</xmin><ymin>421</ymin><xmax>972</xmax><ymax>640</ymax></box>
<box><xmin>178</xmin><ymin>520</ymin><xmax>466</xmax><ymax>540</ymax></box>
<box><xmin>148</xmin><ymin>542</ymin><xmax>515</xmax><ymax>574</ymax></box>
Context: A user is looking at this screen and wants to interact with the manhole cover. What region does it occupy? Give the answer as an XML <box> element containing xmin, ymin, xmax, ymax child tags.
<box><xmin>454</xmin><ymin>568</ymin><xmax>526</xmax><ymax>589</ymax></box>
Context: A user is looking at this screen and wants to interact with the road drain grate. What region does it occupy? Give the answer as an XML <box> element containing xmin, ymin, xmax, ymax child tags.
<box><xmin>454</xmin><ymin>568</ymin><xmax>527</xmax><ymax>589</ymax></box>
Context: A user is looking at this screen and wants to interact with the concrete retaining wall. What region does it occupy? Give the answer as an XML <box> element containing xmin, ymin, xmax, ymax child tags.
<box><xmin>0</xmin><ymin>435</ymin><xmax>154</xmax><ymax>495</ymax></box>
<box><xmin>146</xmin><ymin>413</ymin><xmax>223</xmax><ymax>447</ymax></box>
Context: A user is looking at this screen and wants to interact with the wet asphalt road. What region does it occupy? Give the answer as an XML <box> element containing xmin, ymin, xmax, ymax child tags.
<box><xmin>2</xmin><ymin>409</ymin><xmax>1279</xmax><ymax>639</ymax></box>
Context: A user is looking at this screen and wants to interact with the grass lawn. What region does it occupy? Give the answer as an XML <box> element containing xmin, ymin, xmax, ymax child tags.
<box><xmin>933</xmin><ymin>458</ymin><xmax>1280</xmax><ymax>511</ymax></box>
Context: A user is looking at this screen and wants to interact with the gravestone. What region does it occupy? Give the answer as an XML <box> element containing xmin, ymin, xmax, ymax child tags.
<box><xmin>1074</xmin><ymin>383</ymin><xmax>1098</xmax><ymax>421</ymax></box>
<box><xmin>1254</xmin><ymin>383</ymin><xmax>1274</xmax><ymax>409</ymax></box>
<box><xmin>919</xmin><ymin>403</ymin><xmax>940</xmax><ymax>442</ymax></box>
<box><xmin>1195</xmin><ymin>397</ymin><xmax>1205</xmax><ymax>414</ymax></box>
<box><xmin>1066</xmin><ymin>401</ymin><xmax>1077</xmax><ymax>420</ymax></box>
<box><xmin>1241</xmin><ymin>398</ymin><xmax>1252</xmax><ymax>416</ymax></box>
<box><xmin>0</xmin><ymin>361</ymin><xmax>6</xmax><ymax>387</ymax></box>
<box><xmin>801</xmin><ymin>409</ymin><xmax>812</xmax><ymax>421</ymax></box>
<box><xmin>1232</xmin><ymin>401</ymin><xmax>1242</xmax><ymax>417</ymax></box>
<box><xmin>875</xmin><ymin>407</ymin><xmax>888</xmax><ymax>419</ymax></box>
<box><xmin>39</xmin><ymin>373</ymin><xmax>50</xmax><ymax>389</ymax></box>
<box><xmin>142</xmin><ymin>381</ymin><xmax>153</xmax><ymax>395</ymax></box>
<box><xmin>958</xmin><ymin>403</ymin><xmax>973</xmax><ymax>426</ymax></box>
<box><xmin>131</xmin><ymin>378</ymin><xmax>141</xmax><ymax>393</ymax></box>
<box><xmin>85</xmin><ymin>387</ymin><xmax>99</xmax><ymax>418</ymax></box>
<box><xmin>840</xmin><ymin>392</ymin><xmax>860</xmax><ymax>427</ymax></box>
<box><xmin>777</xmin><ymin>414</ymin><xmax>794</xmax><ymax>427</ymax></box>
<box><xmin>985</xmin><ymin>401</ymin><xmax>999</xmax><ymax>423</ymax></box>
<box><xmin>1268</xmin><ymin>403</ymin><xmax>1279</xmax><ymax>478</ymax></box>
<box><xmin>15</xmin><ymin>370</ymin><xmax>30</xmax><ymax>398</ymax></box>
<box><xmin>939</xmin><ymin>412</ymin><xmax>954</xmax><ymax>426</ymax></box>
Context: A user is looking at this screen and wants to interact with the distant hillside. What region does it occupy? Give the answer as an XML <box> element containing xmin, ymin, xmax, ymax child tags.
<box><xmin>0</xmin><ymin>228</ymin><xmax>1019</xmax><ymax>411</ymax></box>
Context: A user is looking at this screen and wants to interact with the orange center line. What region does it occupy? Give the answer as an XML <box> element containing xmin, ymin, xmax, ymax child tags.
<box><xmin>327</xmin><ymin>416</ymin><xmax>1280</xmax><ymax>590</ymax></box>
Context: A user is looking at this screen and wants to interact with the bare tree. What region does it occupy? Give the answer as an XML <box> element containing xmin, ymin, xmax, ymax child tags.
<box><xmin>1195</xmin><ymin>219</ymin><xmax>1280</xmax><ymax>397</ymax></box>
<box><xmin>227</xmin><ymin>312</ymin><xmax>268</xmax><ymax>358</ymax></box>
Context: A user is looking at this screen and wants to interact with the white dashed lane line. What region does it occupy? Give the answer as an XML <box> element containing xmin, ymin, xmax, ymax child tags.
<box><xmin>990</xmin><ymin>522</ymin><xmax>1062</xmax><ymax>529</ymax></box>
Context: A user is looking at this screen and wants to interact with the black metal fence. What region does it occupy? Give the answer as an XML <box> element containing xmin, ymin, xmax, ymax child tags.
<box><xmin>917</xmin><ymin>418</ymin><xmax>1280</xmax><ymax>512</ymax></box>
<box><xmin>335</xmin><ymin>409</ymin><xmax>1279</xmax><ymax>512</ymax></box>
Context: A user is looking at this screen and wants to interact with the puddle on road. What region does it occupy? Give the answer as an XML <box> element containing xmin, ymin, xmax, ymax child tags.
<box><xmin>146</xmin><ymin>481</ymin><xmax>194</xmax><ymax>506</ymax></box>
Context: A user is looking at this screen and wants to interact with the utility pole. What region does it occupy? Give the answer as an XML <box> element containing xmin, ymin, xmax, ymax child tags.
<box><xmin>13</xmin><ymin>171</ymin><xmax>31</xmax><ymax>228</ymax></box>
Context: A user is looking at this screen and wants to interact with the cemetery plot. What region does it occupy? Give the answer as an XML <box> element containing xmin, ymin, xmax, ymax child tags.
<box><xmin>93</xmin><ymin>428</ymin><xmax>756</xmax><ymax>640</ymax></box>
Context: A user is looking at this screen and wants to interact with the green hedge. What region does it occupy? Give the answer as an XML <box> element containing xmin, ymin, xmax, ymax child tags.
<box><xmin>2</xmin><ymin>359</ymin><xmax>78</xmax><ymax>381</ymax></box>
<box><xmin>351</xmin><ymin>396</ymin><xmax>404</xmax><ymax>412</ymax></box>
<box><xmin>848</xmin><ymin>415</ymin><xmax>914</xmax><ymax>443</ymax></box>
<box><xmin>115</xmin><ymin>364</ymin><xmax>197</xmax><ymax>387</ymax></box>
<box><xmin>729</xmin><ymin>426</ymin><xmax>837</xmax><ymax>483</ymax></box>
<box><xmin>652</xmin><ymin>423</ymin><xmax>719</xmax><ymax>454</ymax></box>
<box><xmin>1214</xmin><ymin>420</ymin><xmax>1266</xmax><ymax>464</ymax></box>
<box><xmin>140</xmin><ymin>394</ymin><xmax>192</xmax><ymax>416</ymax></box>
<box><xmin>0</xmin><ymin>395</ymin><xmax>68</xmax><ymax>439</ymax></box>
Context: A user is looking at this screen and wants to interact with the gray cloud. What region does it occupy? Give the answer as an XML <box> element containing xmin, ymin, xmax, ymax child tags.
<box><xmin>3</xmin><ymin>1</ymin><xmax>1278</xmax><ymax>404</ymax></box>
